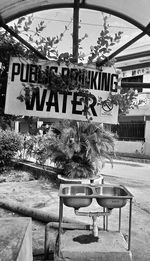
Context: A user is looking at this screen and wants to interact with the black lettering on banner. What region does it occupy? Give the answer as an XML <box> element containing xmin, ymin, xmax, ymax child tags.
<box><xmin>88</xmin><ymin>70</ymin><xmax>91</xmax><ymax>87</ymax></box>
<box><xmin>26</xmin><ymin>88</ymin><xmax>47</xmax><ymax>111</ymax></box>
<box><xmin>37</xmin><ymin>65</ymin><xmax>43</xmax><ymax>84</ymax></box>
<box><xmin>43</xmin><ymin>66</ymin><xmax>50</xmax><ymax>84</ymax></box>
<box><xmin>20</xmin><ymin>63</ymin><xmax>29</xmax><ymax>82</ymax></box>
<box><xmin>62</xmin><ymin>67</ymin><xmax>69</xmax><ymax>77</ymax></box>
<box><xmin>46</xmin><ymin>90</ymin><xmax>59</xmax><ymax>112</ymax></box>
<box><xmin>11</xmin><ymin>63</ymin><xmax>20</xmax><ymax>81</ymax></box>
<box><xmin>88</xmin><ymin>94</ymin><xmax>97</xmax><ymax>116</ymax></box>
<box><xmin>110</xmin><ymin>74</ymin><xmax>118</xmax><ymax>92</ymax></box>
<box><xmin>101</xmin><ymin>72</ymin><xmax>111</xmax><ymax>91</ymax></box>
<box><xmin>98</xmin><ymin>72</ymin><xmax>102</xmax><ymax>90</ymax></box>
<box><xmin>29</xmin><ymin>64</ymin><xmax>38</xmax><ymax>83</ymax></box>
<box><xmin>78</xmin><ymin>69</ymin><xmax>85</xmax><ymax>85</ymax></box>
<box><xmin>72</xmin><ymin>92</ymin><xmax>83</xmax><ymax>115</ymax></box>
<box><xmin>90</xmin><ymin>71</ymin><xmax>98</xmax><ymax>90</ymax></box>
<box><xmin>59</xmin><ymin>91</ymin><xmax>72</xmax><ymax>113</ymax></box>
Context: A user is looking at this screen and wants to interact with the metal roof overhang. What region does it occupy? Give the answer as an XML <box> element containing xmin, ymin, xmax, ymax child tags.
<box><xmin>1</xmin><ymin>0</ymin><xmax>150</xmax><ymax>89</ymax></box>
<box><xmin>0</xmin><ymin>0</ymin><xmax>150</xmax><ymax>30</ymax></box>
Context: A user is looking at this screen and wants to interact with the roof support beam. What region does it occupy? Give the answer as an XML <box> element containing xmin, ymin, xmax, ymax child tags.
<box><xmin>73</xmin><ymin>0</ymin><xmax>80</xmax><ymax>63</ymax></box>
<box><xmin>0</xmin><ymin>16</ymin><xmax>48</xmax><ymax>60</ymax></box>
<box><xmin>121</xmin><ymin>82</ymin><xmax>150</xmax><ymax>89</ymax></box>
<box><xmin>99</xmin><ymin>23</ymin><xmax>150</xmax><ymax>67</ymax></box>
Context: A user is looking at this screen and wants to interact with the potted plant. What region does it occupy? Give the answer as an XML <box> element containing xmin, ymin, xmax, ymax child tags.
<box><xmin>41</xmin><ymin>119</ymin><xmax>114</xmax><ymax>184</ymax></box>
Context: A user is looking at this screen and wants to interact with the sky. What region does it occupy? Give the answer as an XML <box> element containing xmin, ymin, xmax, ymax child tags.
<box><xmin>9</xmin><ymin>8</ymin><xmax>150</xmax><ymax>60</ymax></box>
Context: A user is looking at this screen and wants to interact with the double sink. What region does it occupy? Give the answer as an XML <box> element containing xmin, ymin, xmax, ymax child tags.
<box><xmin>59</xmin><ymin>184</ymin><xmax>133</xmax><ymax>209</ymax></box>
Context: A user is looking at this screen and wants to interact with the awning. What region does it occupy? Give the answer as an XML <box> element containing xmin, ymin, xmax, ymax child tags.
<box><xmin>0</xmin><ymin>0</ymin><xmax>150</xmax><ymax>30</ymax></box>
<box><xmin>1</xmin><ymin>0</ymin><xmax>150</xmax><ymax>72</ymax></box>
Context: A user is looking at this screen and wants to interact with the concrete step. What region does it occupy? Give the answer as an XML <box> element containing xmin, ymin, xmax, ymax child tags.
<box><xmin>54</xmin><ymin>230</ymin><xmax>132</xmax><ymax>261</ymax></box>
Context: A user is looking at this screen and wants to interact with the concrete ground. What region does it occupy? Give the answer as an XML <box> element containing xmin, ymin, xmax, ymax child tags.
<box><xmin>0</xmin><ymin>159</ymin><xmax>150</xmax><ymax>261</ymax></box>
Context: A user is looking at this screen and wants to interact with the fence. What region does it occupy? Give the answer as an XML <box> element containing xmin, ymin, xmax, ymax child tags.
<box><xmin>111</xmin><ymin>122</ymin><xmax>145</xmax><ymax>141</ymax></box>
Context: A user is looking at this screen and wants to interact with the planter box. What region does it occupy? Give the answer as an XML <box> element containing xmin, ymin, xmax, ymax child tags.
<box><xmin>58</xmin><ymin>174</ymin><xmax>104</xmax><ymax>184</ymax></box>
<box><xmin>0</xmin><ymin>218</ymin><xmax>32</xmax><ymax>261</ymax></box>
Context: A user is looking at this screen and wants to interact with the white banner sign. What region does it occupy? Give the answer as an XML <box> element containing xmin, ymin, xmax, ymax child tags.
<box><xmin>5</xmin><ymin>57</ymin><xmax>119</xmax><ymax>124</ymax></box>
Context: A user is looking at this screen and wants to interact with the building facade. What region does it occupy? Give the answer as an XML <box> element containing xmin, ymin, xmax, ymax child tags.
<box><xmin>115</xmin><ymin>44</ymin><xmax>150</xmax><ymax>156</ymax></box>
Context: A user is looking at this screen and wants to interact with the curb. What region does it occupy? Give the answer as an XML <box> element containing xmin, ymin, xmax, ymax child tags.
<box><xmin>114</xmin><ymin>155</ymin><xmax>150</xmax><ymax>164</ymax></box>
<box><xmin>12</xmin><ymin>159</ymin><xmax>61</xmax><ymax>182</ymax></box>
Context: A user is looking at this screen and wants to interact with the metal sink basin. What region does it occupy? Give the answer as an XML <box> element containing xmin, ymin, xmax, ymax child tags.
<box><xmin>59</xmin><ymin>184</ymin><xmax>133</xmax><ymax>209</ymax></box>
<box><xmin>95</xmin><ymin>186</ymin><xmax>130</xmax><ymax>209</ymax></box>
<box><xmin>60</xmin><ymin>185</ymin><xmax>93</xmax><ymax>209</ymax></box>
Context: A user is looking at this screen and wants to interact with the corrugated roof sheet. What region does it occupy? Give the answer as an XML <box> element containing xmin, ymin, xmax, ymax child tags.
<box><xmin>0</xmin><ymin>0</ymin><xmax>150</xmax><ymax>31</ymax></box>
<box><xmin>1</xmin><ymin>0</ymin><xmax>150</xmax><ymax>62</ymax></box>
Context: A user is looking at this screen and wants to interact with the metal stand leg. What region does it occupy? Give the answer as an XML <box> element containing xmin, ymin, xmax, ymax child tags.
<box><xmin>119</xmin><ymin>208</ymin><xmax>121</xmax><ymax>232</ymax></box>
<box><xmin>106</xmin><ymin>215</ymin><xmax>109</xmax><ymax>231</ymax></box>
<box><xmin>58</xmin><ymin>197</ymin><xmax>63</xmax><ymax>256</ymax></box>
<box><xmin>103</xmin><ymin>207</ymin><xmax>106</xmax><ymax>230</ymax></box>
<box><xmin>128</xmin><ymin>198</ymin><xmax>132</xmax><ymax>251</ymax></box>
<box><xmin>44</xmin><ymin>224</ymin><xmax>52</xmax><ymax>260</ymax></box>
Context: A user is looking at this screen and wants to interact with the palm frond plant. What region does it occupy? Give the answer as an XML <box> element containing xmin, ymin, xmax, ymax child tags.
<box><xmin>42</xmin><ymin>120</ymin><xmax>115</xmax><ymax>180</ymax></box>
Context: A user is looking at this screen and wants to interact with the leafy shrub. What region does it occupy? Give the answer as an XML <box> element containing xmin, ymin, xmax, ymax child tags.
<box><xmin>0</xmin><ymin>129</ymin><xmax>23</xmax><ymax>169</ymax></box>
<box><xmin>20</xmin><ymin>134</ymin><xmax>38</xmax><ymax>160</ymax></box>
<box><xmin>22</xmin><ymin>133</ymin><xmax>53</xmax><ymax>165</ymax></box>
<box><xmin>19</xmin><ymin>133</ymin><xmax>51</xmax><ymax>165</ymax></box>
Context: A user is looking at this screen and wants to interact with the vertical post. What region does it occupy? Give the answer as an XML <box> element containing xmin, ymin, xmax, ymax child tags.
<box><xmin>118</xmin><ymin>208</ymin><xmax>121</xmax><ymax>232</ymax></box>
<box><xmin>103</xmin><ymin>207</ymin><xmax>106</xmax><ymax>230</ymax></box>
<box><xmin>14</xmin><ymin>121</ymin><xmax>19</xmax><ymax>133</ymax></box>
<box><xmin>106</xmin><ymin>215</ymin><xmax>108</xmax><ymax>231</ymax></box>
<box><xmin>73</xmin><ymin>0</ymin><xmax>80</xmax><ymax>63</ymax></box>
<box><xmin>58</xmin><ymin>197</ymin><xmax>63</xmax><ymax>256</ymax></box>
<box><xmin>128</xmin><ymin>198</ymin><xmax>133</xmax><ymax>251</ymax></box>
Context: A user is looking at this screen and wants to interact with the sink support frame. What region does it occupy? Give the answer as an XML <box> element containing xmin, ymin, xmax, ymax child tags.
<box><xmin>57</xmin><ymin>185</ymin><xmax>133</xmax><ymax>257</ymax></box>
<box><xmin>74</xmin><ymin>208</ymin><xmax>112</xmax><ymax>237</ymax></box>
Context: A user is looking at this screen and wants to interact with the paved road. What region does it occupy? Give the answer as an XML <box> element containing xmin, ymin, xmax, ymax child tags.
<box><xmin>102</xmin><ymin>160</ymin><xmax>150</xmax><ymax>261</ymax></box>
<box><xmin>102</xmin><ymin>160</ymin><xmax>150</xmax><ymax>212</ymax></box>
<box><xmin>103</xmin><ymin>160</ymin><xmax>150</xmax><ymax>183</ymax></box>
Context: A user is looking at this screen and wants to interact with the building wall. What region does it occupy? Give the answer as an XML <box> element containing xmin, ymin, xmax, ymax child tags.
<box><xmin>115</xmin><ymin>55</ymin><xmax>150</xmax><ymax>157</ymax></box>
<box><xmin>114</xmin><ymin>120</ymin><xmax>150</xmax><ymax>156</ymax></box>
<box><xmin>115</xmin><ymin>140</ymin><xmax>145</xmax><ymax>155</ymax></box>
<box><xmin>144</xmin><ymin>121</ymin><xmax>150</xmax><ymax>155</ymax></box>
